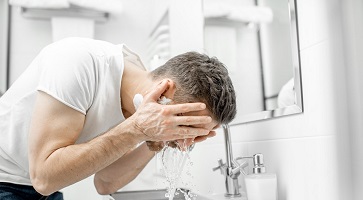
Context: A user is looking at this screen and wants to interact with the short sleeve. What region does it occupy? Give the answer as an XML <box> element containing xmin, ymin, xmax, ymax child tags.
<box><xmin>36</xmin><ymin>39</ymin><xmax>97</xmax><ymax>115</ymax></box>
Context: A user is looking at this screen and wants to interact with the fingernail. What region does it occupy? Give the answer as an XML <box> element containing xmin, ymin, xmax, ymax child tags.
<box><xmin>158</xmin><ymin>80</ymin><xmax>166</xmax><ymax>85</ymax></box>
<box><xmin>200</xmin><ymin>103</ymin><xmax>206</xmax><ymax>109</ymax></box>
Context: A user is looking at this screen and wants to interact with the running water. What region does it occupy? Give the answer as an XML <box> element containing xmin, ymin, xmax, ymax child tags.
<box><xmin>156</xmin><ymin>96</ymin><xmax>196</xmax><ymax>200</ymax></box>
<box><xmin>161</xmin><ymin>140</ymin><xmax>196</xmax><ymax>200</ymax></box>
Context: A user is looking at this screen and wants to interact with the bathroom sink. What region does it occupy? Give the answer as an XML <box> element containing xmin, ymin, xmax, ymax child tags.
<box><xmin>110</xmin><ymin>188</ymin><xmax>213</xmax><ymax>200</ymax></box>
<box><xmin>110</xmin><ymin>188</ymin><xmax>248</xmax><ymax>200</ymax></box>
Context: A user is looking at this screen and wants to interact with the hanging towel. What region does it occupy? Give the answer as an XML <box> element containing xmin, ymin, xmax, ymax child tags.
<box><xmin>9</xmin><ymin>0</ymin><xmax>70</xmax><ymax>9</ymax></box>
<box><xmin>9</xmin><ymin>0</ymin><xmax>123</xmax><ymax>14</ymax></box>
<box><xmin>228</xmin><ymin>6</ymin><xmax>273</xmax><ymax>23</ymax></box>
<box><xmin>204</xmin><ymin>1</ymin><xmax>273</xmax><ymax>24</ymax></box>
<box><xmin>68</xmin><ymin>0</ymin><xmax>123</xmax><ymax>14</ymax></box>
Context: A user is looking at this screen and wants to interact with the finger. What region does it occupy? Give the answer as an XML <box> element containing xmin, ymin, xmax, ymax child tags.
<box><xmin>194</xmin><ymin>136</ymin><xmax>208</xmax><ymax>143</ymax></box>
<box><xmin>173</xmin><ymin>115</ymin><xmax>212</xmax><ymax>126</ymax></box>
<box><xmin>143</xmin><ymin>79</ymin><xmax>169</xmax><ymax>102</ymax></box>
<box><xmin>166</xmin><ymin>103</ymin><xmax>207</xmax><ymax>114</ymax></box>
<box><xmin>184</xmin><ymin>138</ymin><xmax>195</xmax><ymax>147</ymax></box>
<box><xmin>208</xmin><ymin>131</ymin><xmax>217</xmax><ymax>137</ymax></box>
<box><xmin>194</xmin><ymin>131</ymin><xmax>216</xmax><ymax>143</ymax></box>
<box><xmin>172</xmin><ymin>127</ymin><xmax>209</xmax><ymax>139</ymax></box>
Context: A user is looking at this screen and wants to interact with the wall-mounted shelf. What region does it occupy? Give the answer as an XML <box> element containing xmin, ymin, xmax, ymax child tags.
<box><xmin>20</xmin><ymin>5</ymin><xmax>108</xmax><ymax>22</ymax></box>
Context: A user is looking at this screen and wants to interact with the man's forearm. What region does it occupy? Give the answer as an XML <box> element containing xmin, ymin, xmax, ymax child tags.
<box><xmin>30</xmin><ymin>119</ymin><xmax>143</xmax><ymax>195</ymax></box>
<box><xmin>94</xmin><ymin>142</ymin><xmax>156</xmax><ymax>195</ymax></box>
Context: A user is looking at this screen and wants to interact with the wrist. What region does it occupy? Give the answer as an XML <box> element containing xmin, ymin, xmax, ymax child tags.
<box><xmin>110</xmin><ymin>118</ymin><xmax>145</xmax><ymax>147</ymax></box>
<box><xmin>127</xmin><ymin>115</ymin><xmax>151</xmax><ymax>141</ymax></box>
<box><xmin>121</xmin><ymin>116</ymin><xmax>151</xmax><ymax>143</ymax></box>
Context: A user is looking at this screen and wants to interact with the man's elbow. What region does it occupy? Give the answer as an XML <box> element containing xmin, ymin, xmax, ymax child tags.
<box><xmin>94</xmin><ymin>176</ymin><xmax>130</xmax><ymax>195</ymax></box>
<box><xmin>30</xmin><ymin>171</ymin><xmax>56</xmax><ymax>196</ymax></box>
<box><xmin>95</xmin><ymin>180</ymin><xmax>113</xmax><ymax>195</ymax></box>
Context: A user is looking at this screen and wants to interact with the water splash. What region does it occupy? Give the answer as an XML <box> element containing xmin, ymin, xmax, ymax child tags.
<box><xmin>161</xmin><ymin>140</ymin><xmax>195</xmax><ymax>200</ymax></box>
<box><xmin>178</xmin><ymin>188</ymin><xmax>197</xmax><ymax>200</ymax></box>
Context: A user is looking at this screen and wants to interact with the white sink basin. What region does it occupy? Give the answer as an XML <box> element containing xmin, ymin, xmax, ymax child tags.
<box><xmin>204</xmin><ymin>193</ymin><xmax>247</xmax><ymax>200</ymax></box>
<box><xmin>110</xmin><ymin>189</ymin><xmax>247</xmax><ymax>200</ymax></box>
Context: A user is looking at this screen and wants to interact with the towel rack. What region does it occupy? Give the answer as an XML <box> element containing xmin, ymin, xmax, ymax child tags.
<box><xmin>20</xmin><ymin>5</ymin><xmax>108</xmax><ymax>22</ymax></box>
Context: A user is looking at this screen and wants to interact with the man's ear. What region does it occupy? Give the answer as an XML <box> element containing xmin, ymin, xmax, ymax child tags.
<box><xmin>162</xmin><ymin>79</ymin><xmax>176</xmax><ymax>100</ymax></box>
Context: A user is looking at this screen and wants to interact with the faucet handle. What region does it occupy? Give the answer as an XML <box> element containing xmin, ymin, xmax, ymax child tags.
<box><xmin>233</xmin><ymin>157</ymin><xmax>251</xmax><ymax>176</ymax></box>
<box><xmin>213</xmin><ymin>159</ymin><xmax>226</xmax><ymax>175</ymax></box>
<box><xmin>212</xmin><ymin>159</ymin><xmax>224</xmax><ymax>171</ymax></box>
<box><xmin>232</xmin><ymin>159</ymin><xmax>249</xmax><ymax>176</ymax></box>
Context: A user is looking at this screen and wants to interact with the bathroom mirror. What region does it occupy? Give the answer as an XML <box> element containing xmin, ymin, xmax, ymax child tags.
<box><xmin>148</xmin><ymin>0</ymin><xmax>303</xmax><ymax>125</ymax></box>
<box><xmin>0</xmin><ymin>0</ymin><xmax>9</xmax><ymax>96</ymax></box>
<box><xmin>202</xmin><ymin>0</ymin><xmax>303</xmax><ymax>125</ymax></box>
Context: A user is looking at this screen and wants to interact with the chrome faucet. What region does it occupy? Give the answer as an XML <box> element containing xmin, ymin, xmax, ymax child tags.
<box><xmin>213</xmin><ymin>124</ymin><xmax>248</xmax><ymax>198</ymax></box>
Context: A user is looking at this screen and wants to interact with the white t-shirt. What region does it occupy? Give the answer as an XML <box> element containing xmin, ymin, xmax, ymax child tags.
<box><xmin>0</xmin><ymin>37</ymin><xmax>144</xmax><ymax>185</ymax></box>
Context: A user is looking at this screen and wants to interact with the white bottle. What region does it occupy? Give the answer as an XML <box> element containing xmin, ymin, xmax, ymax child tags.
<box><xmin>244</xmin><ymin>154</ymin><xmax>277</xmax><ymax>200</ymax></box>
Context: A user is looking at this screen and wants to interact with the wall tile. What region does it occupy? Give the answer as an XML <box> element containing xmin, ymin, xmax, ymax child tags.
<box><xmin>241</xmin><ymin>136</ymin><xmax>339</xmax><ymax>200</ymax></box>
<box><xmin>296</xmin><ymin>0</ymin><xmax>341</xmax><ymax>50</ymax></box>
<box><xmin>9</xmin><ymin>52</ymin><xmax>38</xmax><ymax>84</ymax></box>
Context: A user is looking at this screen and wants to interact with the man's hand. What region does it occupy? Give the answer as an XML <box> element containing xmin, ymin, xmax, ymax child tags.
<box><xmin>172</xmin><ymin>130</ymin><xmax>217</xmax><ymax>151</ymax></box>
<box><xmin>146</xmin><ymin>130</ymin><xmax>217</xmax><ymax>152</ymax></box>
<box><xmin>129</xmin><ymin>80</ymin><xmax>212</xmax><ymax>141</ymax></box>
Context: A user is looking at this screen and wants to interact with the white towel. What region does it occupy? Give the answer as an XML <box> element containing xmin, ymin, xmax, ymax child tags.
<box><xmin>9</xmin><ymin>0</ymin><xmax>70</xmax><ymax>9</ymax></box>
<box><xmin>203</xmin><ymin>1</ymin><xmax>231</xmax><ymax>18</ymax></box>
<box><xmin>204</xmin><ymin>2</ymin><xmax>273</xmax><ymax>24</ymax></box>
<box><xmin>68</xmin><ymin>0</ymin><xmax>123</xmax><ymax>14</ymax></box>
<box><xmin>9</xmin><ymin>0</ymin><xmax>123</xmax><ymax>14</ymax></box>
<box><xmin>228</xmin><ymin>6</ymin><xmax>273</xmax><ymax>23</ymax></box>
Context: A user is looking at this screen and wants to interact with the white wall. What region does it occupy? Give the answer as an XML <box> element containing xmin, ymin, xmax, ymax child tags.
<box><xmin>6</xmin><ymin>0</ymin><xmax>356</xmax><ymax>200</ymax></box>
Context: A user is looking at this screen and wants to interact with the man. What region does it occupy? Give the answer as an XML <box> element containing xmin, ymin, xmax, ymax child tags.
<box><xmin>0</xmin><ymin>37</ymin><xmax>236</xmax><ymax>200</ymax></box>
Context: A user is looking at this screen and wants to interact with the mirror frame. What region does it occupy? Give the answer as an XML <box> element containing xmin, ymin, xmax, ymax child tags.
<box><xmin>230</xmin><ymin>0</ymin><xmax>303</xmax><ymax>126</ymax></box>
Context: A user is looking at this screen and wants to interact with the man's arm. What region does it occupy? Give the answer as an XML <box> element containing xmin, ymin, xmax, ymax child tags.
<box><xmin>28</xmin><ymin>91</ymin><xmax>142</xmax><ymax>196</ymax></box>
<box><xmin>29</xmin><ymin>80</ymin><xmax>212</xmax><ymax>196</ymax></box>
<box><xmin>94</xmin><ymin>142</ymin><xmax>155</xmax><ymax>195</ymax></box>
<box><xmin>93</xmin><ymin>133</ymin><xmax>218</xmax><ymax>195</ymax></box>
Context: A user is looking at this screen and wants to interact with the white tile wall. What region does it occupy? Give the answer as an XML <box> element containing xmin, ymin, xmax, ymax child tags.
<box><xmin>296</xmin><ymin>0</ymin><xmax>329</xmax><ymax>50</ymax></box>
<box><xmin>244</xmin><ymin>136</ymin><xmax>339</xmax><ymax>200</ymax></box>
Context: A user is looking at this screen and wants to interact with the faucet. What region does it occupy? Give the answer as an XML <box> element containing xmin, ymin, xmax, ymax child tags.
<box><xmin>213</xmin><ymin>124</ymin><xmax>248</xmax><ymax>198</ymax></box>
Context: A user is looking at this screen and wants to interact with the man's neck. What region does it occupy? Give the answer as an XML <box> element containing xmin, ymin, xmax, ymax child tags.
<box><xmin>120</xmin><ymin>59</ymin><xmax>155</xmax><ymax>118</ymax></box>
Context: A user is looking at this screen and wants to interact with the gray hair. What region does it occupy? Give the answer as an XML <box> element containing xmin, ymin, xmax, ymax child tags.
<box><xmin>150</xmin><ymin>52</ymin><xmax>236</xmax><ymax>124</ymax></box>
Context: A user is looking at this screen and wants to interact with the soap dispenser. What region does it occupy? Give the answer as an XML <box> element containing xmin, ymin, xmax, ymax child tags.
<box><xmin>244</xmin><ymin>154</ymin><xmax>277</xmax><ymax>200</ymax></box>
